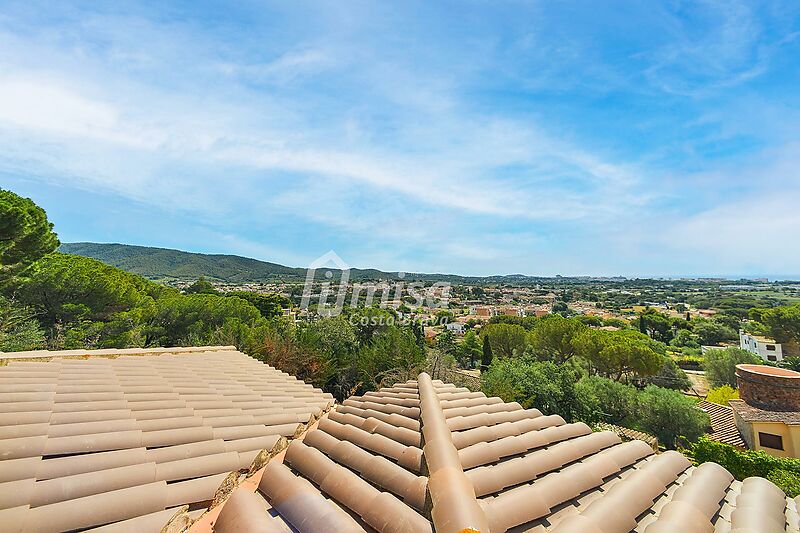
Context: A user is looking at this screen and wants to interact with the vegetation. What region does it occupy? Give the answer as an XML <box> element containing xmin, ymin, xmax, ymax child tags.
<box><xmin>526</xmin><ymin>315</ymin><xmax>586</xmax><ymax>363</ymax></box>
<box><xmin>689</xmin><ymin>437</ymin><xmax>800</xmax><ymax>496</ymax></box>
<box><xmin>1</xmin><ymin>189</ymin><xmax>60</xmax><ymax>283</ymax></box>
<box><xmin>703</xmin><ymin>347</ymin><xmax>762</xmax><ymax>388</ymax></box>
<box><xmin>705</xmin><ymin>385</ymin><xmax>739</xmax><ymax>405</ymax></box>
<box><xmin>481</xmin><ymin>358</ymin><xmax>584</xmax><ymax>422</ymax></box>
<box><xmin>482</xmin><ymin>358</ymin><xmax>708</xmax><ymax>448</ymax></box>
<box><xmin>480</xmin><ymin>323</ymin><xmax>526</xmax><ymax>358</ymax></box>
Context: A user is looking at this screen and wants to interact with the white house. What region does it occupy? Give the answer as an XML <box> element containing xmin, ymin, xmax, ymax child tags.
<box><xmin>740</xmin><ymin>330</ymin><xmax>784</xmax><ymax>362</ymax></box>
<box><xmin>445</xmin><ymin>322</ymin><xmax>465</xmax><ymax>334</ymax></box>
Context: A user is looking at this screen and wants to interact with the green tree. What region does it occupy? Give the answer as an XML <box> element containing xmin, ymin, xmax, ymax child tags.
<box><xmin>642</xmin><ymin>358</ymin><xmax>691</xmax><ymax>390</ymax></box>
<box><xmin>480</xmin><ymin>323</ymin><xmax>526</xmax><ymax>359</ymax></box>
<box><xmin>572</xmin><ymin>329</ymin><xmax>663</xmax><ymax>381</ymax></box>
<box><xmin>670</xmin><ymin>328</ymin><xmax>699</xmax><ymax>348</ymax></box>
<box><xmin>348</xmin><ymin>307</ymin><xmax>395</xmax><ymax>346</ymax></box>
<box><xmin>295</xmin><ymin>316</ymin><xmax>358</xmax><ymax>399</ymax></box>
<box><xmin>0</xmin><ymin>296</ymin><xmax>45</xmax><ymax>351</ymax></box>
<box><xmin>226</xmin><ymin>291</ymin><xmax>288</xmax><ymax>319</ymax></box>
<box><xmin>142</xmin><ymin>293</ymin><xmax>265</xmax><ymax>347</ymax></box>
<box><xmin>703</xmin><ymin>347</ymin><xmax>761</xmax><ymax>388</ymax></box>
<box><xmin>574</xmin><ymin>375</ymin><xmax>637</xmax><ymax>425</ymax></box>
<box><xmin>752</xmin><ymin>304</ymin><xmax>800</xmax><ymax>344</ymax></box>
<box><xmin>435</xmin><ymin>329</ymin><xmax>457</xmax><ymax>356</ymax></box>
<box><xmin>526</xmin><ymin>315</ymin><xmax>586</xmax><ymax>363</ymax></box>
<box><xmin>637</xmin><ymin>385</ymin><xmax>709</xmax><ymax>448</ymax></box>
<box><xmin>358</xmin><ymin>326</ymin><xmax>426</xmax><ymax>391</ymax></box>
<box><xmin>692</xmin><ymin>318</ymin><xmax>737</xmax><ymax>346</ymax></box>
<box><xmin>480</xmin><ymin>335</ymin><xmax>493</xmax><ymax>372</ymax></box>
<box><xmin>637</xmin><ymin>310</ymin><xmax>673</xmax><ymax>343</ymax></box>
<box><xmin>481</xmin><ymin>358</ymin><xmax>583</xmax><ymax>422</ymax></box>
<box><xmin>0</xmin><ymin>189</ymin><xmax>59</xmax><ymax>283</ymax></box>
<box><xmin>12</xmin><ymin>253</ymin><xmax>164</xmax><ymax>332</ymax></box>
<box><xmin>184</xmin><ymin>276</ymin><xmax>218</xmax><ymax>295</ymax></box>
<box><xmin>458</xmin><ymin>330</ymin><xmax>482</xmax><ymax>369</ymax></box>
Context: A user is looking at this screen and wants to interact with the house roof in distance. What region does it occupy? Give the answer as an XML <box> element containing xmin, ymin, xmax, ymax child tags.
<box><xmin>0</xmin><ymin>346</ymin><xmax>334</xmax><ymax>532</ymax></box>
<box><xmin>193</xmin><ymin>373</ymin><xmax>800</xmax><ymax>533</ymax></box>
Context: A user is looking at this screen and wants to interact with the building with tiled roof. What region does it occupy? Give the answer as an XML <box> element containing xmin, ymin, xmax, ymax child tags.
<box><xmin>698</xmin><ymin>400</ymin><xmax>747</xmax><ymax>449</ymax></box>
<box><xmin>730</xmin><ymin>365</ymin><xmax>800</xmax><ymax>458</ymax></box>
<box><xmin>0</xmin><ymin>346</ymin><xmax>333</xmax><ymax>532</ymax></box>
<box><xmin>186</xmin><ymin>373</ymin><xmax>800</xmax><ymax>533</ymax></box>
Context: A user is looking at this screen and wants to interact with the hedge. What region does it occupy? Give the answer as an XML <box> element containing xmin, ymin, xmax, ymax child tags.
<box><xmin>690</xmin><ymin>437</ymin><xmax>800</xmax><ymax>496</ymax></box>
<box><xmin>670</xmin><ymin>354</ymin><xmax>704</xmax><ymax>370</ymax></box>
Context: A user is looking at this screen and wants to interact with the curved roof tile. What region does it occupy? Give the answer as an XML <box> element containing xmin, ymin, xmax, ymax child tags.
<box><xmin>198</xmin><ymin>373</ymin><xmax>798</xmax><ymax>533</ymax></box>
<box><xmin>0</xmin><ymin>346</ymin><xmax>333</xmax><ymax>532</ymax></box>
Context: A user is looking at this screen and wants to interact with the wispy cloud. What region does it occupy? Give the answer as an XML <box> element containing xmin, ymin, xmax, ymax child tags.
<box><xmin>0</xmin><ymin>0</ymin><xmax>798</xmax><ymax>276</ymax></box>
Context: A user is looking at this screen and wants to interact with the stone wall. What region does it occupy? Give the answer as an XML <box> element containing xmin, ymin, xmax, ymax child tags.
<box><xmin>736</xmin><ymin>364</ymin><xmax>800</xmax><ymax>410</ymax></box>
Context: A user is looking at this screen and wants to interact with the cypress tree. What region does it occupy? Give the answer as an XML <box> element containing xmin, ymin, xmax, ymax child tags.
<box><xmin>481</xmin><ymin>335</ymin><xmax>493</xmax><ymax>372</ymax></box>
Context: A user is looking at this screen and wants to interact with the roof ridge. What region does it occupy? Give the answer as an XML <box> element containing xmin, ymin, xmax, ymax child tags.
<box><xmin>0</xmin><ymin>346</ymin><xmax>237</xmax><ymax>361</ymax></box>
<box><xmin>417</xmin><ymin>372</ymin><xmax>489</xmax><ymax>533</ymax></box>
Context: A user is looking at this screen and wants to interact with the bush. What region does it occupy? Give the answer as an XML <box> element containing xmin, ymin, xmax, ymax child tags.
<box><xmin>671</xmin><ymin>354</ymin><xmax>704</xmax><ymax>370</ymax></box>
<box><xmin>705</xmin><ymin>385</ymin><xmax>739</xmax><ymax>405</ymax></box>
<box><xmin>637</xmin><ymin>385</ymin><xmax>708</xmax><ymax>449</ymax></box>
<box><xmin>642</xmin><ymin>358</ymin><xmax>691</xmax><ymax>390</ymax></box>
<box><xmin>703</xmin><ymin>347</ymin><xmax>762</xmax><ymax>388</ymax></box>
<box><xmin>481</xmin><ymin>358</ymin><xmax>583</xmax><ymax>422</ymax></box>
<box><xmin>575</xmin><ymin>375</ymin><xmax>637</xmax><ymax>425</ymax></box>
<box><xmin>690</xmin><ymin>437</ymin><xmax>800</xmax><ymax>495</ymax></box>
<box><xmin>767</xmin><ymin>469</ymin><xmax>800</xmax><ymax>497</ymax></box>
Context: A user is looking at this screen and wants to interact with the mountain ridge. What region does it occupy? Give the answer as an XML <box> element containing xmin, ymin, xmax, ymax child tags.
<box><xmin>59</xmin><ymin>242</ymin><xmax>500</xmax><ymax>283</ymax></box>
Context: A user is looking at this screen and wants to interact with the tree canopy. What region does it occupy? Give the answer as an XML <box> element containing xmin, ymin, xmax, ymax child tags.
<box><xmin>703</xmin><ymin>347</ymin><xmax>762</xmax><ymax>388</ymax></box>
<box><xmin>480</xmin><ymin>323</ymin><xmax>526</xmax><ymax>359</ymax></box>
<box><xmin>0</xmin><ymin>189</ymin><xmax>59</xmax><ymax>283</ymax></box>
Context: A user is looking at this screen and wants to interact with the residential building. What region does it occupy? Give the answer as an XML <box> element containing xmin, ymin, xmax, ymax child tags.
<box><xmin>740</xmin><ymin>330</ymin><xmax>784</xmax><ymax>362</ymax></box>
<box><xmin>445</xmin><ymin>322</ymin><xmax>465</xmax><ymax>334</ymax></box>
<box><xmin>730</xmin><ymin>365</ymin><xmax>800</xmax><ymax>458</ymax></box>
<box><xmin>471</xmin><ymin>306</ymin><xmax>496</xmax><ymax>318</ymax></box>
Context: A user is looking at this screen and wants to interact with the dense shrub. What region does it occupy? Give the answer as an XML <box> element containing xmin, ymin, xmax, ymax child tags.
<box><xmin>671</xmin><ymin>354</ymin><xmax>704</xmax><ymax>370</ymax></box>
<box><xmin>575</xmin><ymin>375</ymin><xmax>637</xmax><ymax>425</ymax></box>
<box><xmin>637</xmin><ymin>385</ymin><xmax>708</xmax><ymax>448</ymax></box>
<box><xmin>705</xmin><ymin>385</ymin><xmax>739</xmax><ymax>405</ymax></box>
<box><xmin>690</xmin><ymin>437</ymin><xmax>800</xmax><ymax>496</ymax></box>
<box><xmin>481</xmin><ymin>358</ymin><xmax>583</xmax><ymax>422</ymax></box>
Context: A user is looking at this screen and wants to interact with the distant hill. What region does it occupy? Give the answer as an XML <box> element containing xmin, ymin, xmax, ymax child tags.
<box><xmin>60</xmin><ymin>242</ymin><xmax>479</xmax><ymax>283</ymax></box>
<box><xmin>60</xmin><ymin>243</ymin><xmax>308</xmax><ymax>282</ymax></box>
<box><xmin>59</xmin><ymin>242</ymin><xmax>613</xmax><ymax>285</ymax></box>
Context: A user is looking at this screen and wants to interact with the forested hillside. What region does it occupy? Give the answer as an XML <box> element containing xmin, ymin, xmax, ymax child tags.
<box><xmin>60</xmin><ymin>242</ymin><xmax>306</xmax><ymax>282</ymax></box>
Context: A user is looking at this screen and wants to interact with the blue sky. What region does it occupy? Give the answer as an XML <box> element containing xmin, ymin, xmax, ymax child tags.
<box><xmin>1</xmin><ymin>1</ymin><xmax>799</xmax><ymax>277</ymax></box>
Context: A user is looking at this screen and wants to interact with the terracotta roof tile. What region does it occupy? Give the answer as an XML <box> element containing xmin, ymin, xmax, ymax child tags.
<box><xmin>0</xmin><ymin>346</ymin><xmax>332</xmax><ymax>532</ymax></box>
<box><xmin>198</xmin><ymin>372</ymin><xmax>797</xmax><ymax>533</ymax></box>
<box><xmin>697</xmin><ymin>400</ymin><xmax>747</xmax><ymax>448</ymax></box>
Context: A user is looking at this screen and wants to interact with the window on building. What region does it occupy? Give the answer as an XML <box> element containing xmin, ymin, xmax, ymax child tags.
<box><xmin>768</xmin><ymin>355</ymin><xmax>777</xmax><ymax>361</ymax></box>
<box><xmin>767</xmin><ymin>345</ymin><xmax>776</xmax><ymax>351</ymax></box>
<box><xmin>758</xmin><ymin>432</ymin><xmax>784</xmax><ymax>450</ymax></box>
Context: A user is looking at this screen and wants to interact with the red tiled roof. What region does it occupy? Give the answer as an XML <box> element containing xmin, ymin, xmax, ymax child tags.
<box><xmin>193</xmin><ymin>373</ymin><xmax>800</xmax><ymax>533</ymax></box>
<box><xmin>698</xmin><ymin>400</ymin><xmax>747</xmax><ymax>449</ymax></box>
<box><xmin>0</xmin><ymin>346</ymin><xmax>333</xmax><ymax>532</ymax></box>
